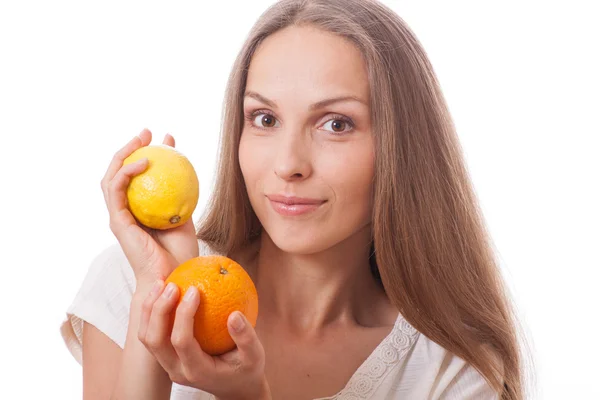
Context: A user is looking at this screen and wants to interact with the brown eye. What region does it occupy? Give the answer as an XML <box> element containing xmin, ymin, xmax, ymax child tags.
<box><xmin>331</xmin><ymin>120</ymin><xmax>346</xmax><ymax>132</ymax></box>
<box><xmin>322</xmin><ymin>117</ymin><xmax>354</xmax><ymax>134</ymax></box>
<box><xmin>251</xmin><ymin>113</ymin><xmax>280</xmax><ymax>129</ymax></box>
<box><xmin>261</xmin><ymin>114</ymin><xmax>276</xmax><ymax>127</ymax></box>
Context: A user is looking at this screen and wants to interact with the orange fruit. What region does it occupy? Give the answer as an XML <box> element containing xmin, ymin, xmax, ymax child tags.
<box><xmin>123</xmin><ymin>144</ymin><xmax>199</xmax><ymax>230</ymax></box>
<box><xmin>165</xmin><ymin>255</ymin><xmax>259</xmax><ymax>356</ymax></box>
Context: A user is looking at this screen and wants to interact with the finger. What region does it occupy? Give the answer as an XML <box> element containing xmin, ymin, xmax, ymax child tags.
<box><xmin>171</xmin><ymin>286</ymin><xmax>215</xmax><ymax>380</ymax></box>
<box><xmin>155</xmin><ymin>219</ymin><xmax>199</xmax><ymax>265</ymax></box>
<box><xmin>139</xmin><ymin>128</ymin><xmax>152</xmax><ymax>145</ymax></box>
<box><xmin>227</xmin><ymin>311</ymin><xmax>264</xmax><ymax>368</ymax></box>
<box><xmin>144</xmin><ymin>282</ymin><xmax>181</xmax><ymax>372</ymax></box>
<box><xmin>101</xmin><ymin>128</ymin><xmax>152</xmax><ymax>201</ymax></box>
<box><xmin>162</xmin><ymin>133</ymin><xmax>175</xmax><ymax>147</ymax></box>
<box><xmin>138</xmin><ymin>280</ymin><xmax>165</xmax><ymax>342</ymax></box>
<box><xmin>106</xmin><ymin>158</ymin><xmax>148</xmax><ymax>229</ymax></box>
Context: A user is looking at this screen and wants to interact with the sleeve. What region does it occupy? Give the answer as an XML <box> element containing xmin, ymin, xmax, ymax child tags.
<box><xmin>438</xmin><ymin>361</ymin><xmax>500</xmax><ymax>400</ymax></box>
<box><xmin>414</xmin><ymin>335</ymin><xmax>501</xmax><ymax>400</ymax></box>
<box><xmin>59</xmin><ymin>243</ymin><xmax>136</xmax><ymax>365</ymax></box>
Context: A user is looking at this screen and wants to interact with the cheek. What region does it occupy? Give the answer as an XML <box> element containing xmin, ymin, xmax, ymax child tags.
<box><xmin>238</xmin><ymin>134</ymin><xmax>251</xmax><ymax>180</ymax></box>
<box><xmin>239</xmin><ymin>133</ymin><xmax>269</xmax><ymax>196</ymax></box>
<box><xmin>319</xmin><ymin>142</ymin><xmax>375</xmax><ymax>208</ymax></box>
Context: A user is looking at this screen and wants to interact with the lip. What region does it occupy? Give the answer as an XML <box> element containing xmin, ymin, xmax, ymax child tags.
<box><xmin>266</xmin><ymin>194</ymin><xmax>325</xmax><ymax>205</ymax></box>
<box><xmin>266</xmin><ymin>194</ymin><xmax>326</xmax><ymax>216</ymax></box>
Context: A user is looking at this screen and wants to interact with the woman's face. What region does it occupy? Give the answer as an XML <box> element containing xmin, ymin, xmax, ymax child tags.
<box><xmin>239</xmin><ymin>25</ymin><xmax>374</xmax><ymax>255</ymax></box>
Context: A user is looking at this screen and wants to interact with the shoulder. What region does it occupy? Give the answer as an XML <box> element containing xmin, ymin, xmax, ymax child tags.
<box><xmin>410</xmin><ymin>333</ymin><xmax>500</xmax><ymax>399</ymax></box>
<box><xmin>370</xmin><ymin>317</ymin><xmax>499</xmax><ymax>399</ymax></box>
<box><xmin>89</xmin><ymin>243</ymin><xmax>135</xmax><ymax>286</ymax></box>
<box><xmin>68</xmin><ymin>242</ymin><xmax>136</xmax><ymax>301</ymax></box>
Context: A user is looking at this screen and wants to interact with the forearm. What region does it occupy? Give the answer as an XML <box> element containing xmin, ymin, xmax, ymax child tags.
<box><xmin>111</xmin><ymin>289</ymin><xmax>172</xmax><ymax>400</ymax></box>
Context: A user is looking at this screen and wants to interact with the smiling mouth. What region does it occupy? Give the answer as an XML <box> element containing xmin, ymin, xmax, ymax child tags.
<box><xmin>269</xmin><ymin>198</ymin><xmax>326</xmax><ymax>216</ymax></box>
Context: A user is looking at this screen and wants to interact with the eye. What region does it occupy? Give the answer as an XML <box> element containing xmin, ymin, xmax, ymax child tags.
<box><xmin>249</xmin><ymin>112</ymin><xmax>280</xmax><ymax>129</ymax></box>
<box><xmin>321</xmin><ymin>115</ymin><xmax>355</xmax><ymax>134</ymax></box>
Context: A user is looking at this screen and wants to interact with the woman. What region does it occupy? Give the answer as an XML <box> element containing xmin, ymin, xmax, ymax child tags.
<box><xmin>61</xmin><ymin>0</ymin><xmax>533</xmax><ymax>399</ymax></box>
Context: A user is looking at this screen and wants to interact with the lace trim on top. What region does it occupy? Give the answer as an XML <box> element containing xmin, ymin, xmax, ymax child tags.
<box><xmin>320</xmin><ymin>313</ymin><xmax>420</xmax><ymax>400</ymax></box>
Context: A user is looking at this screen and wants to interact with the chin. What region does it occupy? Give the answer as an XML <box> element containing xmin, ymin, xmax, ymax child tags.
<box><xmin>264</xmin><ymin>224</ymin><xmax>338</xmax><ymax>255</ymax></box>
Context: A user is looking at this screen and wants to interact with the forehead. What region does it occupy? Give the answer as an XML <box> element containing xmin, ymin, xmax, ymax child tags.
<box><xmin>246</xmin><ymin>25</ymin><xmax>370</xmax><ymax>102</ymax></box>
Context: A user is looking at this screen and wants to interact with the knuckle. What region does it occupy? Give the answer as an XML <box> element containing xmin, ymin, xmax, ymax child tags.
<box><xmin>108</xmin><ymin>219</ymin><xmax>121</xmax><ymax>235</ymax></box>
<box><xmin>107</xmin><ymin>179</ymin><xmax>117</xmax><ymax>194</ymax></box>
<box><xmin>253</xmin><ymin>345</ymin><xmax>265</xmax><ymax>363</ymax></box>
<box><xmin>236</xmin><ymin>334</ymin><xmax>253</xmax><ymax>349</ymax></box>
<box><xmin>170</xmin><ymin>331</ymin><xmax>187</xmax><ymax>349</ymax></box>
<box><xmin>168</xmin><ymin>372</ymin><xmax>187</xmax><ymax>386</ymax></box>
<box><xmin>153</xmin><ymin>298</ymin><xmax>173</xmax><ymax>316</ymax></box>
<box><xmin>144</xmin><ymin>332</ymin><xmax>163</xmax><ymax>350</ymax></box>
<box><xmin>167</xmin><ymin>372</ymin><xmax>178</xmax><ymax>383</ymax></box>
<box><xmin>182</xmin><ymin>367</ymin><xmax>202</xmax><ymax>385</ymax></box>
<box><xmin>141</xmin><ymin>296</ymin><xmax>155</xmax><ymax>313</ymax></box>
<box><xmin>230</xmin><ymin>358</ymin><xmax>244</xmax><ymax>373</ymax></box>
<box><xmin>112</xmin><ymin>149</ymin><xmax>123</xmax><ymax>161</ymax></box>
<box><xmin>175</xmin><ymin>303</ymin><xmax>192</xmax><ymax>318</ymax></box>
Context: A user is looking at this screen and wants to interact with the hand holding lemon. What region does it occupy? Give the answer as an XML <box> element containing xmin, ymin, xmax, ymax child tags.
<box><xmin>101</xmin><ymin>129</ymin><xmax>200</xmax><ymax>288</ymax></box>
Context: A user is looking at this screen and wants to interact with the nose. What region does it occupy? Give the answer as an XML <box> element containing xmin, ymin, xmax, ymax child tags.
<box><xmin>273</xmin><ymin>130</ymin><xmax>312</xmax><ymax>181</ymax></box>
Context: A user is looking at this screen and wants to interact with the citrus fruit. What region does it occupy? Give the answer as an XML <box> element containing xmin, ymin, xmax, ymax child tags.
<box><xmin>123</xmin><ymin>144</ymin><xmax>199</xmax><ymax>230</ymax></box>
<box><xmin>165</xmin><ymin>255</ymin><xmax>259</xmax><ymax>356</ymax></box>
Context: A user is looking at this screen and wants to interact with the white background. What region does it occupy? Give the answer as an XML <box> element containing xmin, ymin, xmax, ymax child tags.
<box><xmin>0</xmin><ymin>0</ymin><xmax>598</xmax><ymax>398</ymax></box>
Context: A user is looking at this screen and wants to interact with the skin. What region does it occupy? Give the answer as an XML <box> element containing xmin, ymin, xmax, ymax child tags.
<box><xmin>83</xmin><ymin>25</ymin><xmax>397</xmax><ymax>400</ymax></box>
<box><xmin>238</xmin><ymin>25</ymin><xmax>397</xmax><ymax>399</ymax></box>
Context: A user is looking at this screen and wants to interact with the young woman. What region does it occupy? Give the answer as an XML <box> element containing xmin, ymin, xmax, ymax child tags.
<box><xmin>61</xmin><ymin>0</ymin><xmax>533</xmax><ymax>399</ymax></box>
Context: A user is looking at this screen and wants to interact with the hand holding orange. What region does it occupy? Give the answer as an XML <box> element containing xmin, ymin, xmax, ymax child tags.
<box><xmin>165</xmin><ymin>255</ymin><xmax>259</xmax><ymax>356</ymax></box>
<box><xmin>138</xmin><ymin>253</ymin><xmax>265</xmax><ymax>398</ymax></box>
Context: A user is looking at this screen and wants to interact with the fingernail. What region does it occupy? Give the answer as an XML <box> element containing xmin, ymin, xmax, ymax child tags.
<box><xmin>163</xmin><ymin>282</ymin><xmax>177</xmax><ymax>298</ymax></box>
<box><xmin>230</xmin><ymin>312</ymin><xmax>245</xmax><ymax>333</ymax></box>
<box><xmin>183</xmin><ymin>286</ymin><xmax>198</xmax><ymax>302</ymax></box>
<box><xmin>150</xmin><ymin>280</ymin><xmax>163</xmax><ymax>296</ymax></box>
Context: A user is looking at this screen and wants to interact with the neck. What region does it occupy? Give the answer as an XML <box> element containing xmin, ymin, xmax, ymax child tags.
<box><xmin>251</xmin><ymin>225</ymin><xmax>388</xmax><ymax>336</ymax></box>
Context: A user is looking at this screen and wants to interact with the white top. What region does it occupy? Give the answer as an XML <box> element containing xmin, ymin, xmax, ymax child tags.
<box><xmin>60</xmin><ymin>242</ymin><xmax>499</xmax><ymax>399</ymax></box>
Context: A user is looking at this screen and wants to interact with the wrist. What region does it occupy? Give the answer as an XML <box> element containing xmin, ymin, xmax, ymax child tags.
<box><xmin>131</xmin><ymin>286</ymin><xmax>155</xmax><ymax>312</ymax></box>
<box><xmin>133</xmin><ymin>279</ymin><xmax>161</xmax><ymax>301</ymax></box>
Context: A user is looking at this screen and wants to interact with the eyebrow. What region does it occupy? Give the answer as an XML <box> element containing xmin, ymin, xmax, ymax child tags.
<box><xmin>244</xmin><ymin>90</ymin><xmax>367</xmax><ymax>110</ymax></box>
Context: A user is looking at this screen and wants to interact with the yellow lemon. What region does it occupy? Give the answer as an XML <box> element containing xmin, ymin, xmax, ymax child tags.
<box><xmin>123</xmin><ymin>144</ymin><xmax>199</xmax><ymax>230</ymax></box>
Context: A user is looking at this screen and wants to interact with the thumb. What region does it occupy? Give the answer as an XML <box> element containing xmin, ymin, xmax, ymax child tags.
<box><xmin>227</xmin><ymin>311</ymin><xmax>263</xmax><ymax>365</ymax></box>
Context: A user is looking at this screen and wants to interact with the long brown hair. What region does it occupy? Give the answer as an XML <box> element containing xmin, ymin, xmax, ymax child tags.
<box><xmin>196</xmin><ymin>0</ymin><xmax>536</xmax><ymax>398</ymax></box>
